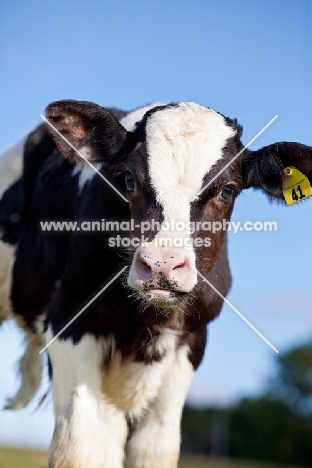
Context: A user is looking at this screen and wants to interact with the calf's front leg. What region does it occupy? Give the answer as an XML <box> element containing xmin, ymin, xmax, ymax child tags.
<box><xmin>128</xmin><ymin>345</ymin><xmax>194</xmax><ymax>468</ymax></box>
<box><xmin>47</xmin><ymin>332</ymin><xmax>127</xmax><ymax>468</ymax></box>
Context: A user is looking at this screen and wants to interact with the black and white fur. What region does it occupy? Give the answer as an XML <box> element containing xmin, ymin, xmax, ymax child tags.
<box><xmin>1</xmin><ymin>99</ymin><xmax>311</xmax><ymax>468</ymax></box>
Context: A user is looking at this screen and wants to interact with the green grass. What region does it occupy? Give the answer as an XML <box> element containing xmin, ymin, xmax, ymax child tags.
<box><xmin>0</xmin><ymin>447</ymin><xmax>47</xmax><ymax>468</ymax></box>
<box><xmin>0</xmin><ymin>447</ymin><xmax>307</xmax><ymax>468</ymax></box>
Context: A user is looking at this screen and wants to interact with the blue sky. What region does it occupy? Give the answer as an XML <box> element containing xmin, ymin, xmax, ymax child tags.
<box><xmin>0</xmin><ymin>0</ymin><xmax>311</xmax><ymax>449</ymax></box>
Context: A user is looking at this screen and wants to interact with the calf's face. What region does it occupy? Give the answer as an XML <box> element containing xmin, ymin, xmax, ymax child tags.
<box><xmin>123</xmin><ymin>103</ymin><xmax>243</xmax><ymax>306</ymax></box>
<box><xmin>46</xmin><ymin>100</ymin><xmax>312</xmax><ymax>309</ymax></box>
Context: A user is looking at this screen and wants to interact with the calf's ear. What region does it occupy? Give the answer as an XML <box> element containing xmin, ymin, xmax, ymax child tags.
<box><xmin>242</xmin><ymin>142</ymin><xmax>312</xmax><ymax>203</ymax></box>
<box><xmin>45</xmin><ymin>100</ymin><xmax>131</xmax><ymax>164</ymax></box>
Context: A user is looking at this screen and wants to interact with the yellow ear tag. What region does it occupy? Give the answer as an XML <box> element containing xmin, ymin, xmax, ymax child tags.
<box><xmin>283</xmin><ymin>166</ymin><xmax>312</xmax><ymax>206</ymax></box>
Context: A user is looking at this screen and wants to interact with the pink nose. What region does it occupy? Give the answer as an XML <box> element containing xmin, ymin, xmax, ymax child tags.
<box><xmin>136</xmin><ymin>250</ymin><xmax>190</xmax><ymax>286</ymax></box>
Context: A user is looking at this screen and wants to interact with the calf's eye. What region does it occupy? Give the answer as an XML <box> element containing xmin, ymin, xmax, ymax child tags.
<box><xmin>125</xmin><ymin>174</ymin><xmax>135</xmax><ymax>192</ymax></box>
<box><xmin>220</xmin><ymin>184</ymin><xmax>236</xmax><ymax>201</ymax></box>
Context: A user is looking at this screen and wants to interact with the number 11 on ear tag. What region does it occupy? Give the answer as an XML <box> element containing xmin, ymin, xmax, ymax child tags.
<box><xmin>283</xmin><ymin>166</ymin><xmax>312</xmax><ymax>206</ymax></box>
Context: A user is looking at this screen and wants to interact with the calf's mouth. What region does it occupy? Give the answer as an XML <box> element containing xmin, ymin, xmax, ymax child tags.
<box><xmin>132</xmin><ymin>273</ymin><xmax>189</xmax><ymax>307</ymax></box>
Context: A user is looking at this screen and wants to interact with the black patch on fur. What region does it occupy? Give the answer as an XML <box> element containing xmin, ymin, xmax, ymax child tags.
<box><xmin>0</xmin><ymin>179</ymin><xmax>23</xmax><ymax>245</ymax></box>
<box><xmin>22</xmin><ymin>123</ymin><xmax>58</xmax><ymax>214</ymax></box>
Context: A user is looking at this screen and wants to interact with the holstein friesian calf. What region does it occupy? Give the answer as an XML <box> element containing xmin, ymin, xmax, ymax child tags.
<box><xmin>1</xmin><ymin>100</ymin><xmax>312</xmax><ymax>468</ymax></box>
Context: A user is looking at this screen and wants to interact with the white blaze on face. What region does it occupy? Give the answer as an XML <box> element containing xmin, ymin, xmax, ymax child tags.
<box><xmin>146</xmin><ymin>102</ymin><xmax>235</xmax><ymax>224</ymax></box>
<box><xmin>119</xmin><ymin>103</ymin><xmax>166</xmax><ymax>132</ymax></box>
<box><xmin>130</xmin><ymin>103</ymin><xmax>236</xmax><ymax>294</ymax></box>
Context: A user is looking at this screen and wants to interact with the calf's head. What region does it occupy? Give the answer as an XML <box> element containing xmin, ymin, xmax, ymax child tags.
<box><xmin>46</xmin><ymin>100</ymin><xmax>312</xmax><ymax>308</ymax></box>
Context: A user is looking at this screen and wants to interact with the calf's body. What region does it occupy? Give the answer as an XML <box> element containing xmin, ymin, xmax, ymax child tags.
<box><xmin>1</xmin><ymin>100</ymin><xmax>311</xmax><ymax>467</ymax></box>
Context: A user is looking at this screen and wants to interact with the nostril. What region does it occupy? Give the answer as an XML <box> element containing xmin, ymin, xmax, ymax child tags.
<box><xmin>139</xmin><ymin>257</ymin><xmax>151</xmax><ymax>270</ymax></box>
<box><xmin>173</xmin><ymin>261</ymin><xmax>186</xmax><ymax>271</ymax></box>
<box><xmin>137</xmin><ymin>254</ymin><xmax>153</xmax><ymax>278</ymax></box>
